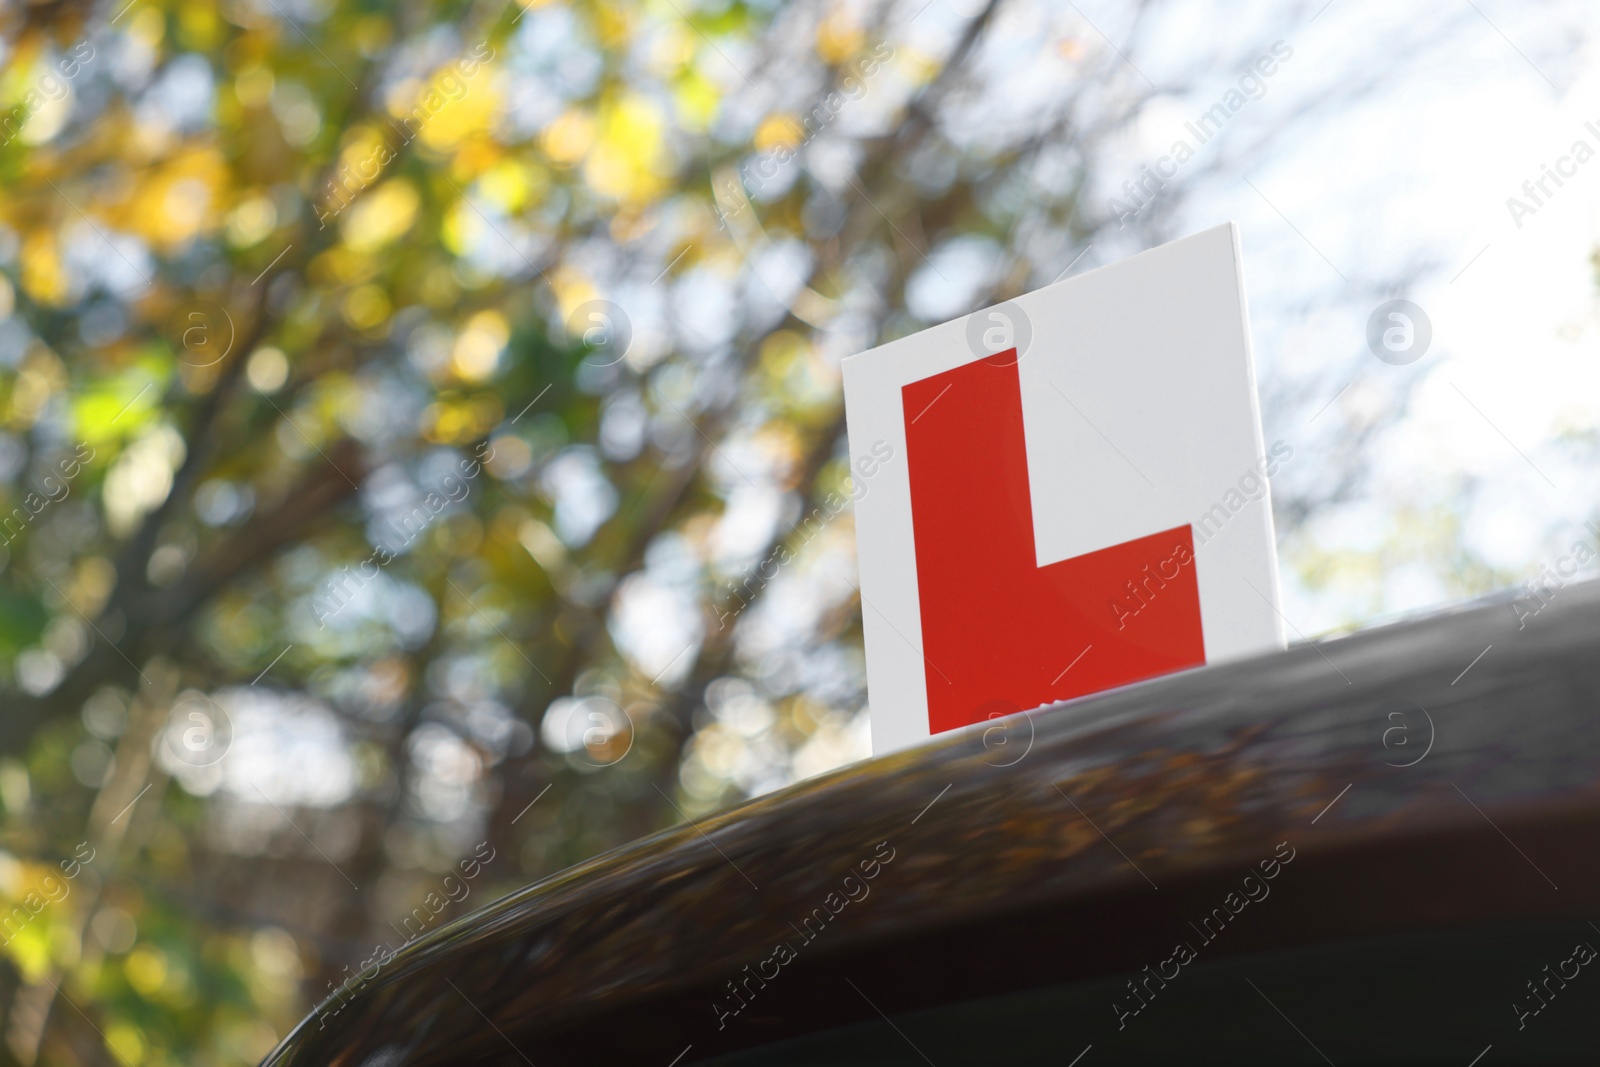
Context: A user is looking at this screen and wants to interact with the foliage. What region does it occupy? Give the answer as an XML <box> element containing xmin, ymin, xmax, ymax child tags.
<box><xmin>0</xmin><ymin>0</ymin><xmax>1367</xmax><ymax>1062</ymax></box>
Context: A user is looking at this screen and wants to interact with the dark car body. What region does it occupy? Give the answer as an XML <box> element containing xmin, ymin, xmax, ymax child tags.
<box><xmin>263</xmin><ymin>581</ymin><xmax>1600</xmax><ymax>1065</ymax></box>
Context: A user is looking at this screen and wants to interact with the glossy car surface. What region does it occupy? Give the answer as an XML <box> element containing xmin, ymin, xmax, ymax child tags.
<box><xmin>262</xmin><ymin>580</ymin><xmax>1600</xmax><ymax>1065</ymax></box>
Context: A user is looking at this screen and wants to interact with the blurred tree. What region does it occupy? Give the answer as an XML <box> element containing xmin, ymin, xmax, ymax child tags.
<box><xmin>0</xmin><ymin>0</ymin><xmax>1492</xmax><ymax>1062</ymax></box>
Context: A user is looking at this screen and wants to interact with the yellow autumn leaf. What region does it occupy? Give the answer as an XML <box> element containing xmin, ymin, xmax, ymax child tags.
<box><xmin>415</xmin><ymin>61</ymin><xmax>502</xmax><ymax>152</ymax></box>
<box><xmin>548</xmin><ymin>265</ymin><xmax>599</xmax><ymax>325</ymax></box>
<box><xmin>755</xmin><ymin>113</ymin><xmax>803</xmax><ymax>151</ymax></box>
<box><xmin>342</xmin><ymin>284</ymin><xmax>391</xmax><ymax>330</ymax></box>
<box><xmin>542</xmin><ymin>108</ymin><xmax>595</xmax><ymax>166</ymax></box>
<box><xmin>450</xmin><ymin>310</ymin><xmax>510</xmax><ymax>381</ymax></box>
<box><xmin>816</xmin><ymin>10</ymin><xmax>864</xmax><ymax>65</ymax></box>
<box><xmin>118</xmin><ymin>145</ymin><xmax>228</xmax><ymax>253</ymax></box>
<box><xmin>423</xmin><ymin>394</ymin><xmax>504</xmax><ymax>443</ymax></box>
<box><xmin>18</xmin><ymin>230</ymin><xmax>69</xmax><ymax>306</ymax></box>
<box><xmin>583</xmin><ymin>94</ymin><xmax>673</xmax><ymax>205</ymax></box>
<box><xmin>477</xmin><ymin>161</ymin><xmax>544</xmax><ymax>214</ymax></box>
<box><xmin>593</xmin><ymin>3</ymin><xmax>633</xmax><ymax>49</ymax></box>
<box><xmin>341</xmin><ymin>179</ymin><xmax>421</xmax><ymax>253</ymax></box>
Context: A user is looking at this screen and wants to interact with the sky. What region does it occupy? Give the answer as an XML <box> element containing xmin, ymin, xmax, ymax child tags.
<box><xmin>1098</xmin><ymin>0</ymin><xmax>1600</xmax><ymax>636</ymax></box>
<box><xmin>714</xmin><ymin>0</ymin><xmax>1600</xmax><ymax>783</ymax></box>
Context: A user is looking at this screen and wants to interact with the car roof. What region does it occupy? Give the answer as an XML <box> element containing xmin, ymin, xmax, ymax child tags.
<box><xmin>262</xmin><ymin>579</ymin><xmax>1600</xmax><ymax>1066</ymax></box>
